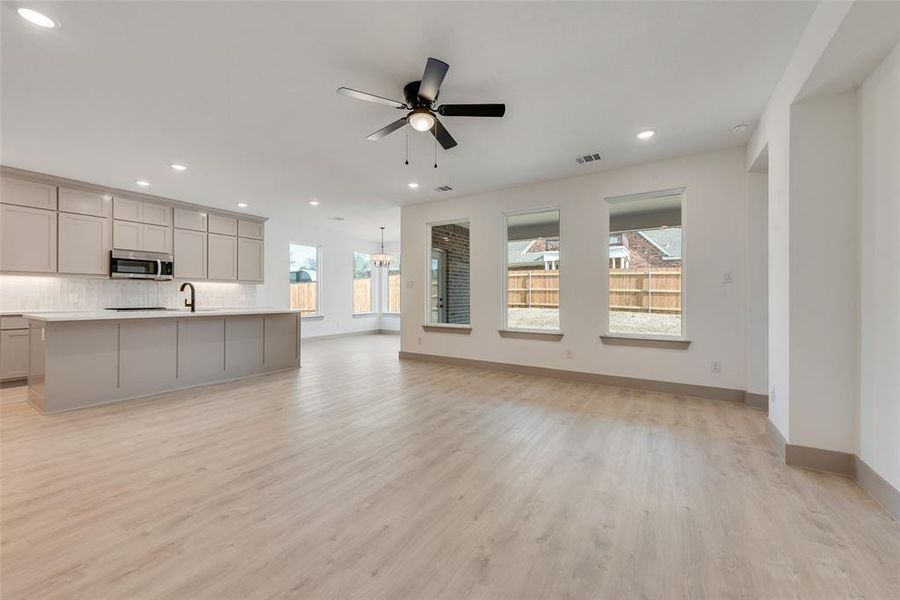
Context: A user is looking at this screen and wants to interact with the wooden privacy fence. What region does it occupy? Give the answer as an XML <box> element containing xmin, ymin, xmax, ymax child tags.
<box><xmin>290</xmin><ymin>282</ymin><xmax>317</xmax><ymax>314</ymax></box>
<box><xmin>353</xmin><ymin>279</ymin><xmax>373</xmax><ymax>313</ymax></box>
<box><xmin>508</xmin><ymin>268</ymin><xmax>682</xmax><ymax>314</ymax></box>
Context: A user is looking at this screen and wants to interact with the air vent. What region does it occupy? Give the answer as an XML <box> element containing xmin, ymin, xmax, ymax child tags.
<box><xmin>435</xmin><ymin>185</ymin><xmax>453</xmax><ymax>192</ymax></box>
<box><xmin>330</xmin><ymin>216</ymin><xmax>345</xmax><ymax>221</ymax></box>
<box><xmin>575</xmin><ymin>153</ymin><xmax>602</xmax><ymax>165</ymax></box>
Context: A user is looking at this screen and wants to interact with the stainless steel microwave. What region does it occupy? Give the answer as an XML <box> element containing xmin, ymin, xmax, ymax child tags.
<box><xmin>109</xmin><ymin>250</ymin><xmax>174</xmax><ymax>280</ymax></box>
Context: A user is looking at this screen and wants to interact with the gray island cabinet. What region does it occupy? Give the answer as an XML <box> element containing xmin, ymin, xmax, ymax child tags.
<box><xmin>23</xmin><ymin>309</ymin><xmax>300</xmax><ymax>413</ymax></box>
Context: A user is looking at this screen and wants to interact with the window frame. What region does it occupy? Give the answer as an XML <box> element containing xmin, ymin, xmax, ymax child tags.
<box><xmin>352</xmin><ymin>250</ymin><xmax>377</xmax><ymax>316</ymax></box>
<box><xmin>501</xmin><ymin>206</ymin><xmax>562</xmax><ymax>334</ymax></box>
<box><xmin>425</xmin><ymin>218</ymin><xmax>471</xmax><ymax>327</ymax></box>
<box><xmin>288</xmin><ymin>243</ymin><xmax>324</xmax><ymax>319</ymax></box>
<box><xmin>603</xmin><ymin>187</ymin><xmax>688</xmax><ymax>341</ymax></box>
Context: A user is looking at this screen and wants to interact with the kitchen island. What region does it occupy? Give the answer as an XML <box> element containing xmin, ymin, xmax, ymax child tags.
<box><xmin>23</xmin><ymin>308</ymin><xmax>301</xmax><ymax>413</ymax></box>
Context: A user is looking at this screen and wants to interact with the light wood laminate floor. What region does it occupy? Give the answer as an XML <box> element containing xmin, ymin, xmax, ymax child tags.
<box><xmin>2</xmin><ymin>335</ymin><xmax>898</xmax><ymax>599</ymax></box>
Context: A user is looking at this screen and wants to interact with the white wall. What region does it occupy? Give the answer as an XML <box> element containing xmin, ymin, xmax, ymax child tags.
<box><xmin>261</xmin><ymin>217</ymin><xmax>384</xmax><ymax>338</ymax></box>
<box><xmin>788</xmin><ymin>91</ymin><xmax>859</xmax><ymax>453</ymax></box>
<box><xmin>746</xmin><ymin>1</ymin><xmax>853</xmax><ymax>441</ymax></box>
<box><xmin>746</xmin><ymin>170</ymin><xmax>768</xmax><ymax>396</ymax></box>
<box><xmin>858</xmin><ymin>43</ymin><xmax>900</xmax><ymax>490</ymax></box>
<box><xmin>401</xmin><ymin>147</ymin><xmax>749</xmax><ymax>391</ymax></box>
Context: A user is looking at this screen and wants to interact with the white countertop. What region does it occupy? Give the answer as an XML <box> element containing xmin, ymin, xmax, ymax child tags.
<box><xmin>22</xmin><ymin>308</ymin><xmax>302</xmax><ymax>322</ymax></box>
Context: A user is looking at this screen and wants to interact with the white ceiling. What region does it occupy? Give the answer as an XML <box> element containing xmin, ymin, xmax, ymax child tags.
<box><xmin>1</xmin><ymin>1</ymin><xmax>815</xmax><ymax>242</ymax></box>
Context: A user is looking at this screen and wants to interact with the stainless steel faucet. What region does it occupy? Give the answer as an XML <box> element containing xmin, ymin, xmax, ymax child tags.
<box><xmin>180</xmin><ymin>282</ymin><xmax>196</xmax><ymax>312</ymax></box>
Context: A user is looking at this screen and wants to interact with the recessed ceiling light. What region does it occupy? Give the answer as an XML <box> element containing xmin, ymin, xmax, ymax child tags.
<box><xmin>407</xmin><ymin>182</ymin><xmax>419</xmax><ymax>189</ymax></box>
<box><xmin>308</xmin><ymin>200</ymin><xmax>320</xmax><ymax>206</ymax></box>
<box><xmin>135</xmin><ymin>180</ymin><xmax>150</xmax><ymax>187</ymax></box>
<box><xmin>171</xmin><ymin>163</ymin><xmax>187</xmax><ymax>171</ymax></box>
<box><xmin>17</xmin><ymin>8</ymin><xmax>57</xmax><ymax>28</ymax></box>
<box><xmin>236</xmin><ymin>202</ymin><xmax>248</xmax><ymax>208</ymax></box>
<box><xmin>636</xmin><ymin>130</ymin><xmax>656</xmax><ymax>140</ymax></box>
<box><xmin>732</xmin><ymin>123</ymin><xmax>749</xmax><ymax>134</ymax></box>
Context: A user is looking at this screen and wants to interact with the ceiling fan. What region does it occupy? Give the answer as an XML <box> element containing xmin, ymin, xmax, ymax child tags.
<box><xmin>337</xmin><ymin>57</ymin><xmax>506</xmax><ymax>150</ymax></box>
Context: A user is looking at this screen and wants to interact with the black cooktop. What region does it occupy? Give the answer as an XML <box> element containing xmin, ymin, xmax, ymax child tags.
<box><xmin>105</xmin><ymin>307</ymin><xmax>168</xmax><ymax>312</ymax></box>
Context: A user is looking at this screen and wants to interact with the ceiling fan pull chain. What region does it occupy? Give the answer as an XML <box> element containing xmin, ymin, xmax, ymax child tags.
<box><xmin>405</xmin><ymin>124</ymin><xmax>409</xmax><ymax>166</ymax></box>
<box><xmin>433</xmin><ymin>131</ymin><xmax>438</xmax><ymax>169</ymax></box>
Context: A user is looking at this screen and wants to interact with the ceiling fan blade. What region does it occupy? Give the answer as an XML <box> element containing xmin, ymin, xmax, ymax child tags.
<box><xmin>418</xmin><ymin>58</ymin><xmax>449</xmax><ymax>103</ymax></box>
<box><xmin>366</xmin><ymin>118</ymin><xmax>407</xmax><ymax>141</ymax></box>
<box><xmin>337</xmin><ymin>87</ymin><xmax>406</xmax><ymax>109</ymax></box>
<box><xmin>431</xmin><ymin>117</ymin><xmax>457</xmax><ymax>149</ymax></box>
<box><xmin>438</xmin><ymin>103</ymin><xmax>506</xmax><ymax>118</ymax></box>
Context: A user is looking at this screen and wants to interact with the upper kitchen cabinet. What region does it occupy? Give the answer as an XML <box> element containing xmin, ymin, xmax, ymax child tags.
<box><xmin>113</xmin><ymin>221</ymin><xmax>172</xmax><ymax>253</ymax></box>
<box><xmin>1</xmin><ymin>176</ymin><xmax>57</xmax><ymax>210</ymax></box>
<box><xmin>58</xmin><ymin>188</ymin><xmax>111</xmax><ymax>218</ymax></box>
<box><xmin>237</xmin><ymin>237</ymin><xmax>264</xmax><ymax>282</ymax></box>
<box><xmin>174</xmin><ymin>228</ymin><xmax>207</xmax><ymax>279</ymax></box>
<box><xmin>174</xmin><ymin>207</ymin><xmax>207</xmax><ymax>232</ymax></box>
<box><xmin>113</xmin><ymin>197</ymin><xmax>172</xmax><ymax>226</ymax></box>
<box><xmin>58</xmin><ymin>212</ymin><xmax>110</xmax><ymax>275</ymax></box>
<box><xmin>0</xmin><ymin>204</ymin><xmax>57</xmax><ymax>273</ymax></box>
<box><xmin>208</xmin><ymin>213</ymin><xmax>237</xmax><ymax>236</ymax></box>
<box><xmin>208</xmin><ymin>233</ymin><xmax>237</xmax><ymax>280</ymax></box>
<box><xmin>142</xmin><ymin>202</ymin><xmax>172</xmax><ymax>226</ymax></box>
<box><xmin>238</xmin><ymin>219</ymin><xmax>264</xmax><ymax>240</ymax></box>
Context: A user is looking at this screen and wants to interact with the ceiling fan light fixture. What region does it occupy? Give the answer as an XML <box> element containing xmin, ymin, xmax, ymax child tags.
<box><xmin>408</xmin><ymin>109</ymin><xmax>436</xmax><ymax>132</ymax></box>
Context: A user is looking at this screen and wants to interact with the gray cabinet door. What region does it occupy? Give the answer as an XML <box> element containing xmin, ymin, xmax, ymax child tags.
<box><xmin>58</xmin><ymin>188</ymin><xmax>111</xmax><ymax>217</ymax></box>
<box><xmin>58</xmin><ymin>212</ymin><xmax>110</xmax><ymax>275</ymax></box>
<box><xmin>0</xmin><ymin>329</ymin><xmax>30</xmax><ymax>380</ymax></box>
<box><xmin>208</xmin><ymin>213</ymin><xmax>237</xmax><ymax>236</ymax></box>
<box><xmin>208</xmin><ymin>233</ymin><xmax>237</xmax><ymax>280</ymax></box>
<box><xmin>142</xmin><ymin>223</ymin><xmax>172</xmax><ymax>253</ymax></box>
<box><xmin>142</xmin><ymin>203</ymin><xmax>172</xmax><ymax>226</ymax></box>
<box><xmin>0</xmin><ymin>204</ymin><xmax>57</xmax><ymax>273</ymax></box>
<box><xmin>238</xmin><ymin>219</ymin><xmax>264</xmax><ymax>240</ymax></box>
<box><xmin>113</xmin><ymin>197</ymin><xmax>142</xmax><ymax>222</ymax></box>
<box><xmin>237</xmin><ymin>237</ymin><xmax>264</xmax><ymax>282</ymax></box>
<box><xmin>174</xmin><ymin>228</ymin><xmax>207</xmax><ymax>279</ymax></box>
<box><xmin>1</xmin><ymin>177</ymin><xmax>57</xmax><ymax>210</ymax></box>
<box><xmin>174</xmin><ymin>208</ymin><xmax>208</xmax><ymax>232</ymax></box>
<box><xmin>113</xmin><ymin>219</ymin><xmax>142</xmax><ymax>250</ymax></box>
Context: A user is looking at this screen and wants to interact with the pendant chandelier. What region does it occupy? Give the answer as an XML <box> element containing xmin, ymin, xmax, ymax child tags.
<box><xmin>372</xmin><ymin>226</ymin><xmax>393</xmax><ymax>268</ymax></box>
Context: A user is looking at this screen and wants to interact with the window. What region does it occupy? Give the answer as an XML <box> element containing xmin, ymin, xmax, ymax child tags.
<box><xmin>353</xmin><ymin>251</ymin><xmax>374</xmax><ymax>314</ymax></box>
<box><xmin>384</xmin><ymin>254</ymin><xmax>401</xmax><ymax>314</ymax></box>
<box><xmin>289</xmin><ymin>244</ymin><xmax>321</xmax><ymax>317</ymax></box>
<box><xmin>504</xmin><ymin>209</ymin><xmax>560</xmax><ymax>331</ymax></box>
<box><xmin>607</xmin><ymin>189</ymin><xmax>684</xmax><ymax>338</ymax></box>
<box><xmin>427</xmin><ymin>221</ymin><xmax>470</xmax><ymax>325</ymax></box>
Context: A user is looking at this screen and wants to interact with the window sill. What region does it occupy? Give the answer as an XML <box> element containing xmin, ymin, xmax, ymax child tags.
<box><xmin>352</xmin><ymin>313</ymin><xmax>377</xmax><ymax>318</ymax></box>
<box><xmin>422</xmin><ymin>324</ymin><xmax>472</xmax><ymax>334</ymax></box>
<box><xmin>498</xmin><ymin>329</ymin><xmax>564</xmax><ymax>341</ymax></box>
<box><xmin>600</xmin><ymin>334</ymin><xmax>691</xmax><ymax>349</ymax></box>
<box><xmin>381</xmin><ymin>312</ymin><xmax>401</xmax><ymax>317</ymax></box>
<box><xmin>301</xmin><ymin>314</ymin><xmax>325</xmax><ymax>321</ymax></box>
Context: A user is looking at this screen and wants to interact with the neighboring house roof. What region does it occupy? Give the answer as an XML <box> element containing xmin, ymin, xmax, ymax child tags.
<box><xmin>638</xmin><ymin>228</ymin><xmax>682</xmax><ymax>259</ymax></box>
<box><xmin>508</xmin><ymin>239</ymin><xmax>546</xmax><ymax>267</ymax></box>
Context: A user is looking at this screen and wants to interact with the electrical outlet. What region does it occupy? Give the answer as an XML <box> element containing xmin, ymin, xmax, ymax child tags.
<box><xmin>711</xmin><ymin>361</ymin><xmax>722</xmax><ymax>373</ymax></box>
<box><xmin>406</xmin><ymin>281</ymin><xmax>414</xmax><ymax>289</ymax></box>
<box><xmin>417</xmin><ymin>337</ymin><xmax>422</xmax><ymax>345</ymax></box>
<box><xmin>721</xmin><ymin>271</ymin><xmax>733</xmax><ymax>284</ymax></box>
<box><xmin>68</xmin><ymin>293</ymin><xmax>78</xmax><ymax>303</ymax></box>
<box><xmin>565</xmin><ymin>349</ymin><xmax>574</xmax><ymax>359</ymax></box>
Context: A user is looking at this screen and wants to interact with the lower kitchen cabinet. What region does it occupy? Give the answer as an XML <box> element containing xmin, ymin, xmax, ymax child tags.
<box><xmin>174</xmin><ymin>228</ymin><xmax>207</xmax><ymax>279</ymax></box>
<box><xmin>238</xmin><ymin>237</ymin><xmax>264</xmax><ymax>282</ymax></box>
<box><xmin>208</xmin><ymin>233</ymin><xmax>237</xmax><ymax>280</ymax></box>
<box><xmin>58</xmin><ymin>212</ymin><xmax>110</xmax><ymax>275</ymax></box>
<box><xmin>0</xmin><ymin>328</ymin><xmax>29</xmax><ymax>381</ymax></box>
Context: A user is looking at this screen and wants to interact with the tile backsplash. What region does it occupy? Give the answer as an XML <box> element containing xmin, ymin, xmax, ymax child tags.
<box><xmin>0</xmin><ymin>276</ymin><xmax>257</xmax><ymax>312</ymax></box>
